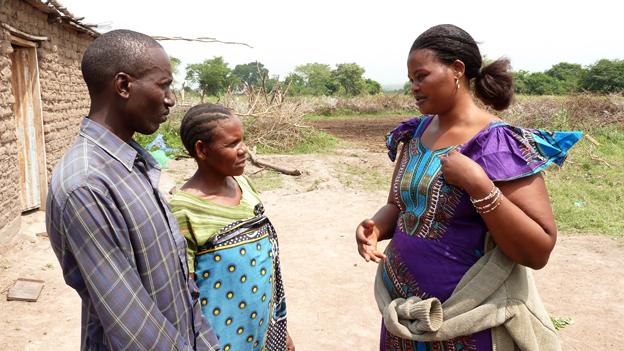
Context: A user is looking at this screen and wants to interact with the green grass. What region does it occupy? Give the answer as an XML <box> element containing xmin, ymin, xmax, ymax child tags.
<box><xmin>247</xmin><ymin>170</ymin><xmax>283</xmax><ymax>192</ymax></box>
<box><xmin>256</xmin><ymin>128</ymin><xmax>342</xmax><ymax>154</ymax></box>
<box><xmin>550</xmin><ymin>316</ymin><xmax>573</xmax><ymax>331</ymax></box>
<box><xmin>546</xmin><ymin>127</ymin><xmax>624</xmax><ymax>236</ymax></box>
<box><xmin>335</xmin><ymin>162</ymin><xmax>391</xmax><ymax>192</ymax></box>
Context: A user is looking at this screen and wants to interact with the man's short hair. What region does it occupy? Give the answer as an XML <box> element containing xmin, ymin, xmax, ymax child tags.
<box><xmin>81</xmin><ymin>29</ymin><xmax>162</xmax><ymax>95</ymax></box>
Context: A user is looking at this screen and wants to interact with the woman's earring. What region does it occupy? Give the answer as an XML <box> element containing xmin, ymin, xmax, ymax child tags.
<box><xmin>455</xmin><ymin>78</ymin><xmax>460</xmax><ymax>90</ymax></box>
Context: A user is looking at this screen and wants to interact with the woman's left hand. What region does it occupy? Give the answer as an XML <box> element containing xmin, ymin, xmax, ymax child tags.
<box><xmin>438</xmin><ymin>150</ymin><xmax>490</xmax><ymax>193</ymax></box>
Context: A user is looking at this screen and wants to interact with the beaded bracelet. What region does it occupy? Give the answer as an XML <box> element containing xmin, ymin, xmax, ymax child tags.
<box><xmin>470</xmin><ymin>185</ymin><xmax>499</xmax><ymax>205</ymax></box>
<box><xmin>477</xmin><ymin>199</ymin><xmax>502</xmax><ymax>214</ymax></box>
<box><xmin>474</xmin><ymin>191</ymin><xmax>501</xmax><ymax>212</ymax></box>
<box><xmin>475</xmin><ymin>190</ymin><xmax>503</xmax><ymax>214</ymax></box>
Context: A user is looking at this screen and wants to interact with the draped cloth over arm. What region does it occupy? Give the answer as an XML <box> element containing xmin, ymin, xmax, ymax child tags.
<box><xmin>375</xmin><ymin>244</ymin><xmax>561</xmax><ymax>351</ymax></box>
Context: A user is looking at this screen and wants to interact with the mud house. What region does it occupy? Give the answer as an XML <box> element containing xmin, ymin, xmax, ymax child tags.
<box><xmin>0</xmin><ymin>0</ymin><xmax>97</xmax><ymax>240</ymax></box>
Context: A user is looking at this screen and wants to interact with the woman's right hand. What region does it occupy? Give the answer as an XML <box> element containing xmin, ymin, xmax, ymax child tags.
<box><xmin>355</xmin><ymin>219</ymin><xmax>386</xmax><ymax>263</ymax></box>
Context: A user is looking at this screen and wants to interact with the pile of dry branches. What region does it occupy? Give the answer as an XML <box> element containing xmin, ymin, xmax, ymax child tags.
<box><xmin>223</xmin><ymin>80</ymin><xmax>313</xmax><ymax>151</ymax></box>
<box><xmin>503</xmin><ymin>94</ymin><xmax>624</xmax><ymax>130</ymax></box>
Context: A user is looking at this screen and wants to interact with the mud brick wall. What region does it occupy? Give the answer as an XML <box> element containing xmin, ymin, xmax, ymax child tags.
<box><xmin>0</xmin><ymin>0</ymin><xmax>94</xmax><ymax>236</ymax></box>
<box><xmin>0</xmin><ymin>27</ymin><xmax>18</xmax><ymax>234</ymax></box>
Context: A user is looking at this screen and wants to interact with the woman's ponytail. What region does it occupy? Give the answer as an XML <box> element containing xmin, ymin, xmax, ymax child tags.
<box><xmin>474</xmin><ymin>58</ymin><xmax>514</xmax><ymax>111</ymax></box>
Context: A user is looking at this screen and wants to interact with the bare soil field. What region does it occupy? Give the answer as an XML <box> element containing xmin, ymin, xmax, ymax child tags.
<box><xmin>311</xmin><ymin>115</ymin><xmax>407</xmax><ymax>151</ymax></box>
<box><xmin>1</xmin><ymin>117</ymin><xmax>622</xmax><ymax>350</ymax></box>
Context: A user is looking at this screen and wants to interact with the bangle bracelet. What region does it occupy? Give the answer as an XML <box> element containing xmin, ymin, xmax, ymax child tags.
<box><xmin>477</xmin><ymin>199</ymin><xmax>502</xmax><ymax>214</ymax></box>
<box><xmin>474</xmin><ymin>191</ymin><xmax>501</xmax><ymax>211</ymax></box>
<box><xmin>470</xmin><ymin>185</ymin><xmax>498</xmax><ymax>204</ymax></box>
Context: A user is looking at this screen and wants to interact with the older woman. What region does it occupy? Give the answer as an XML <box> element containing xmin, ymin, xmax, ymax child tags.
<box><xmin>171</xmin><ymin>103</ymin><xmax>294</xmax><ymax>351</ymax></box>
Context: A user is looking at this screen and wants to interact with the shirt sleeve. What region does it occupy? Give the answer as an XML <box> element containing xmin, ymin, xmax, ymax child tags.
<box><xmin>61</xmin><ymin>186</ymin><xmax>195</xmax><ymax>351</ymax></box>
<box><xmin>461</xmin><ymin>125</ymin><xmax>583</xmax><ymax>182</ymax></box>
<box><xmin>386</xmin><ymin>117</ymin><xmax>423</xmax><ymax>162</ymax></box>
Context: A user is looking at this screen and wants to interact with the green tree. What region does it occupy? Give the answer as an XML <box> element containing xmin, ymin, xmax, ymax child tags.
<box><xmin>580</xmin><ymin>59</ymin><xmax>624</xmax><ymax>94</ymax></box>
<box><xmin>545</xmin><ymin>62</ymin><xmax>586</xmax><ymax>93</ymax></box>
<box><xmin>364</xmin><ymin>78</ymin><xmax>382</xmax><ymax>95</ymax></box>
<box><xmin>231</xmin><ymin>61</ymin><xmax>269</xmax><ymax>89</ymax></box>
<box><xmin>403</xmin><ymin>81</ymin><xmax>412</xmax><ymax>95</ymax></box>
<box><xmin>170</xmin><ymin>56</ymin><xmax>181</xmax><ymax>76</ymax></box>
<box><xmin>513</xmin><ymin>70</ymin><xmax>530</xmax><ymax>94</ymax></box>
<box><xmin>185</xmin><ymin>56</ymin><xmax>231</xmax><ymax>101</ymax></box>
<box><xmin>294</xmin><ymin>63</ymin><xmax>334</xmax><ymax>96</ymax></box>
<box><xmin>514</xmin><ymin>71</ymin><xmax>564</xmax><ymax>95</ymax></box>
<box><xmin>284</xmin><ymin>73</ymin><xmax>305</xmax><ymax>96</ymax></box>
<box><xmin>332</xmin><ymin>63</ymin><xmax>366</xmax><ymax>96</ymax></box>
<box><xmin>265</xmin><ymin>75</ymin><xmax>279</xmax><ymax>93</ymax></box>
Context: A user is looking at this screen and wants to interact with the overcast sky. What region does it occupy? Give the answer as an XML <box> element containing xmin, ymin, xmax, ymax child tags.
<box><xmin>61</xmin><ymin>0</ymin><xmax>623</xmax><ymax>87</ymax></box>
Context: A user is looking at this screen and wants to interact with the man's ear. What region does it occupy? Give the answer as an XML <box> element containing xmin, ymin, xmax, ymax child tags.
<box><xmin>451</xmin><ymin>59</ymin><xmax>466</xmax><ymax>80</ymax></box>
<box><xmin>114</xmin><ymin>72</ymin><xmax>132</xmax><ymax>99</ymax></box>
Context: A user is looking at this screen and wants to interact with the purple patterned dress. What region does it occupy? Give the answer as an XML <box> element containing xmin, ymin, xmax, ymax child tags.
<box><xmin>379</xmin><ymin>116</ymin><xmax>581</xmax><ymax>351</ymax></box>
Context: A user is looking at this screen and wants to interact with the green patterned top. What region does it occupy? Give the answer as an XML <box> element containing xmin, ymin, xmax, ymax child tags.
<box><xmin>170</xmin><ymin>176</ymin><xmax>261</xmax><ymax>272</ymax></box>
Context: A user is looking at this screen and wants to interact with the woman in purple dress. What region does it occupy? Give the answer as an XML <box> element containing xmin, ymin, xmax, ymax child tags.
<box><xmin>355</xmin><ymin>24</ymin><xmax>581</xmax><ymax>350</ymax></box>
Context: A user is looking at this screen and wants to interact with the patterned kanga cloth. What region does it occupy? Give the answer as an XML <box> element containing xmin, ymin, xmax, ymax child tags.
<box><xmin>380</xmin><ymin>115</ymin><xmax>581</xmax><ymax>350</ymax></box>
<box><xmin>171</xmin><ymin>177</ymin><xmax>288</xmax><ymax>351</ymax></box>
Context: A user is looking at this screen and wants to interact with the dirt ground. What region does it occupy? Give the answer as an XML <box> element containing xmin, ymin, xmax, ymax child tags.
<box><xmin>1</xmin><ymin>118</ymin><xmax>623</xmax><ymax>350</ymax></box>
<box><xmin>311</xmin><ymin>115</ymin><xmax>406</xmax><ymax>152</ymax></box>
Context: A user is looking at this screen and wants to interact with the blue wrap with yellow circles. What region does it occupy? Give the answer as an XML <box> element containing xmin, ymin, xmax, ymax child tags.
<box><xmin>195</xmin><ymin>203</ymin><xmax>287</xmax><ymax>351</ymax></box>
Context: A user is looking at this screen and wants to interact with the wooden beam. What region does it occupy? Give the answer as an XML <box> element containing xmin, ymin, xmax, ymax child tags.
<box><xmin>1</xmin><ymin>23</ymin><xmax>48</xmax><ymax>42</ymax></box>
<box><xmin>9</xmin><ymin>35</ymin><xmax>37</xmax><ymax>48</ymax></box>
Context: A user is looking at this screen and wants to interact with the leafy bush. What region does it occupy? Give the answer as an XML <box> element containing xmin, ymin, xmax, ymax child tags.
<box><xmin>514</xmin><ymin>59</ymin><xmax>624</xmax><ymax>95</ymax></box>
<box><xmin>580</xmin><ymin>59</ymin><xmax>624</xmax><ymax>94</ymax></box>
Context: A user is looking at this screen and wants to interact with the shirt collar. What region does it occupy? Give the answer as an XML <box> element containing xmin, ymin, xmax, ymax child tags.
<box><xmin>79</xmin><ymin>117</ymin><xmax>160</xmax><ymax>172</ymax></box>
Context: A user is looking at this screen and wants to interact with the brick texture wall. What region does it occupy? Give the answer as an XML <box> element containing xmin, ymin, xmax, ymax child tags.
<box><xmin>0</xmin><ymin>27</ymin><xmax>18</xmax><ymax>233</ymax></box>
<box><xmin>0</xmin><ymin>0</ymin><xmax>94</xmax><ymax>235</ymax></box>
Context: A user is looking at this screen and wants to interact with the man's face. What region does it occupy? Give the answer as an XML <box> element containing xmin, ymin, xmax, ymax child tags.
<box><xmin>125</xmin><ymin>46</ymin><xmax>175</xmax><ymax>135</ymax></box>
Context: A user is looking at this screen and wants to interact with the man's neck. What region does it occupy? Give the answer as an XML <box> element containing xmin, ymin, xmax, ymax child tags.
<box><xmin>88</xmin><ymin>107</ymin><xmax>133</xmax><ymax>142</ymax></box>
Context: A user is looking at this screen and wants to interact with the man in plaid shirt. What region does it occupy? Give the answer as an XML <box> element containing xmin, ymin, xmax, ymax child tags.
<box><xmin>46</xmin><ymin>30</ymin><xmax>219</xmax><ymax>350</ymax></box>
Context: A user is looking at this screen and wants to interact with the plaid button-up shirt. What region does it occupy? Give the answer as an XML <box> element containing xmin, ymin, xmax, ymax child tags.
<box><xmin>46</xmin><ymin>118</ymin><xmax>219</xmax><ymax>351</ymax></box>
